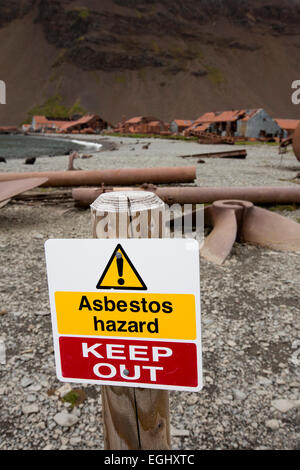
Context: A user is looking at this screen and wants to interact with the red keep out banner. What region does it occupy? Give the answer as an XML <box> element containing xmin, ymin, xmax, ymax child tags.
<box><xmin>59</xmin><ymin>336</ymin><xmax>199</xmax><ymax>389</ymax></box>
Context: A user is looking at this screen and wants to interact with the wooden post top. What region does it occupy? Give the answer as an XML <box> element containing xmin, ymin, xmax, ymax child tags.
<box><xmin>90</xmin><ymin>190</ymin><xmax>165</xmax><ymax>213</ymax></box>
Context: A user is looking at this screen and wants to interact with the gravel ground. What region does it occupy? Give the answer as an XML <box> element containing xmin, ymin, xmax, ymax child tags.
<box><xmin>0</xmin><ymin>135</ymin><xmax>300</xmax><ymax>450</ymax></box>
<box><xmin>2</xmin><ymin>134</ymin><xmax>300</xmax><ymax>187</ymax></box>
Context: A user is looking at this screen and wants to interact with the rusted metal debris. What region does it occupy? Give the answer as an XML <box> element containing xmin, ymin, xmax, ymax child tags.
<box><xmin>195</xmin><ymin>131</ymin><xmax>235</xmax><ymax>145</ymax></box>
<box><xmin>279</xmin><ymin>137</ymin><xmax>292</xmax><ymax>153</ymax></box>
<box><xmin>179</xmin><ymin>149</ymin><xmax>247</xmax><ymax>160</ymax></box>
<box><xmin>113</xmin><ymin>116</ymin><xmax>170</xmax><ymax>135</ymax></box>
<box><xmin>72</xmin><ymin>188</ymin><xmax>300</xmax><ymax>264</ymax></box>
<box><xmin>71</xmin><ymin>185</ymin><xmax>300</xmax><ymax>207</ymax></box>
<box><xmin>12</xmin><ymin>189</ymin><xmax>73</xmax><ymax>205</ymax></box>
<box><xmin>0</xmin><ymin>177</ymin><xmax>48</xmax><ymax>206</ymax></box>
<box><xmin>0</xmin><ymin>166</ymin><xmax>196</xmax><ymax>187</ymax></box>
<box><xmin>200</xmin><ymin>200</ymin><xmax>300</xmax><ymax>264</ymax></box>
<box><xmin>68</xmin><ymin>151</ymin><xmax>81</xmax><ymax>171</ymax></box>
<box><xmin>151</xmin><ymin>186</ymin><xmax>300</xmax><ymax>205</ymax></box>
<box><xmin>68</xmin><ymin>152</ymin><xmax>94</xmax><ymax>171</ymax></box>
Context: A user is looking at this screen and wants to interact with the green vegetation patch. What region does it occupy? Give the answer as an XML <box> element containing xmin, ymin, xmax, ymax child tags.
<box><xmin>73</xmin><ymin>6</ymin><xmax>90</xmax><ymax>20</ymax></box>
<box><xmin>207</xmin><ymin>66</ymin><xmax>225</xmax><ymax>85</ymax></box>
<box><xmin>23</xmin><ymin>95</ymin><xmax>87</xmax><ymax>124</ymax></box>
<box><xmin>106</xmin><ymin>132</ymin><xmax>198</xmax><ymax>141</ymax></box>
<box><xmin>115</xmin><ymin>75</ymin><xmax>127</xmax><ymax>84</ymax></box>
<box><xmin>61</xmin><ymin>388</ymin><xmax>86</xmax><ymax>408</ymax></box>
<box><xmin>268</xmin><ymin>204</ymin><xmax>298</xmax><ymax>212</ymax></box>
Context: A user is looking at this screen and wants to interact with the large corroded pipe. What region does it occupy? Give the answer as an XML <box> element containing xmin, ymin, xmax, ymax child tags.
<box><xmin>0</xmin><ymin>166</ymin><xmax>196</xmax><ymax>187</ymax></box>
<box><xmin>292</xmin><ymin>122</ymin><xmax>300</xmax><ymax>162</ymax></box>
<box><xmin>201</xmin><ymin>200</ymin><xmax>300</xmax><ymax>264</ymax></box>
<box><xmin>72</xmin><ymin>185</ymin><xmax>300</xmax><ymax>207</ymax></box>
<box><xmin>155</xmin><ymin>186</ymin><xmax>300</xmax><ymax>204</ymax></box>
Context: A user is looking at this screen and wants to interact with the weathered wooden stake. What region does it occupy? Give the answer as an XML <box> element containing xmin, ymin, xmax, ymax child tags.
<box><xmin>90</xmin><ymin>191</ymin><xmax>171</xmax><ymax>450</ymax></box>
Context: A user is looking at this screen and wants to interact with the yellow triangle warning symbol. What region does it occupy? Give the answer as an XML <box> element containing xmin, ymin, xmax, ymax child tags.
<box><xmin>96</xmin><ymin>243</ymin><xmax>147</xmax><ymax>290</ymax></box>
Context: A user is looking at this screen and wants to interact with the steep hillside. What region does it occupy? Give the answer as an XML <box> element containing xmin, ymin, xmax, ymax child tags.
<box><xmin>0</xmin><ymin>0</ymin><xmax>300</xmax><ymax>125</ymax></box>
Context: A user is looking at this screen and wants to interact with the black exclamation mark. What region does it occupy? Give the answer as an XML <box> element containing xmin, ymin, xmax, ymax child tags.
<box><xmin>116</xmin><ymin>252</ymin><xmax>124</xmax><ymax>285</ymax></box>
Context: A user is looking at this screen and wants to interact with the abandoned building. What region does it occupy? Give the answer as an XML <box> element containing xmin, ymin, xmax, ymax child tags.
<box><xmin>169</xmin><ymin>120</ymin><xmax>194</xmax><ymax>134</ymax></box>
<box><xmin>30</xmin><ymin>114</ymin><xmax>113</xmax><ymax>134</ymax></box>
<box><xmin>58</xmin><ymin>114</ymin><xmax>113</xmax><ymax>134</ymax></box>
<box><xmin>184</xmin><ymin>109</ymin><xmax>281</xmax><ymax>139</ymax></box>
<box><xmin>31</xmin><ymin>116</ymin><xmax>74</xmax><ymax>133</ymax></box>
<box><xmin>115</xmin><ymin>116</ymin><xmax>169</xmax><ymax>134</ymax></box>
<box><xmin>274</xmin><ymin>119</ymin><xmax>300</xmax><ymax>138</ymax></box>
<box><xmin>237</xmin><ymin>109</ymin><xmax>281</xmax><ymax>139</ymax></box>
<box><xmin>0</xmin><ymin>126</ymin><xmax>19</xmax><ymax>134</ymax></box>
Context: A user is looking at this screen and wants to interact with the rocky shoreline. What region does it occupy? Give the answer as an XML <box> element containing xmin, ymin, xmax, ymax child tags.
<box><xmin>0</xmin><ymin>136</ymin><xmax>299</xmax><ymax>450</ymax></box>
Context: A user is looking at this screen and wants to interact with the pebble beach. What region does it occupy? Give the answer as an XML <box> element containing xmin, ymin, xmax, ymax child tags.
<box><xmin>0</xmin><ymin>134</ymin><xmax>300</xmax><ymax>450</ymax></box>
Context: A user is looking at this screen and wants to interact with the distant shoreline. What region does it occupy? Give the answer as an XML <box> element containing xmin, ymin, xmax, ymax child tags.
<box><xmin>26</xmin><ymin>133</ymin><xmax>104</xmax><ymax>153</ymax></box>
<box><xmin>0</xmin><ymin>133</ymin><xmax>118</xmax><ymax>161</ymax></box>
<box><xmin>27</xmin><ymin>132</ymin><xmax>121</xmax><ymax>153</ymax></box>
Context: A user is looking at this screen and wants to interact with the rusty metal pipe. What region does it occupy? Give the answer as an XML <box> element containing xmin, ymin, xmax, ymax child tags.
<box><xmin>201</xmin><ymin>199</ymin><xmax>300</xmax><ymax>264</ymax></box>
<box><xmin>155</xmin><ymin>186</ymin><xmax>300</xmax><ymax>205</ymax></box>
<box><xmin>0</xmin><ymin>166</ymin><xmax>196</xmax><ymax>187</ymax></box>
<box><xmin>72</xmin><ymin>185</ymin><xmax>300</xmax><ymax>207</ymax></box>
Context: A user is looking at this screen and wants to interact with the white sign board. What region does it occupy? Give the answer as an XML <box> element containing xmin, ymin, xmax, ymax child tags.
<box><xmin>45</xmin><ymin>238</ymin><xmax>202</xmax><ymax>391</ymax></box>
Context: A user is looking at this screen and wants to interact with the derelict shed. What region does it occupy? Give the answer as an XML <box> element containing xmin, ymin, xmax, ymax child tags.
<box><xmin>274</xmin><ymin>119</ymin><xmax>300</xmax><ymax>138</ymax></box>
<box><xmin>208</xmin><ymin>110</ymin><xmax>245</xmax><ymax>136</ymax></box>
<box><xmin>60</xmin><ymin>114</ymin><xmax>112</xmax><ymax>133</ymax></box>
<box><xmin>184</xmin><ymin>110</ymin><xmax>244</xmax><ymax>137</ymax></box>
<box><xmin>120</xmin><ymin>116</ymin><xmax>166</xmax><ymax>134</ymax></box>
<box><xmin>237</xmin><ymin>108</ymin><xmax>281</xmax><ymax>139</ymax></box>
<box><xmin>170</xmin><ymin>120</ymin><xmax>194</xmax><ymax>134</ymax></box>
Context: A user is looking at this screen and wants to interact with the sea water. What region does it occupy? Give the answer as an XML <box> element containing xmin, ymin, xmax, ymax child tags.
<box><xmin>0</xmin><ymin>134</ymin><xmax>102</xmax><ymax>160</ymax></box>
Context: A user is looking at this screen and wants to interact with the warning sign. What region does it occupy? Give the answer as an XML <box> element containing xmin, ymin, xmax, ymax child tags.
<box><xmin>96</xmin><ymin>243</ymin><xmax>147</xmax><ymax>290</ymax></box>
<box><xmin>45</xmin><ymin>238</ymin><xmax>202</xmax><ymax>392</ymax></box>
<box><xmin>59</xmin><ymin>337</ymin><xmax>199</xmax><ymax>389</ymax></box>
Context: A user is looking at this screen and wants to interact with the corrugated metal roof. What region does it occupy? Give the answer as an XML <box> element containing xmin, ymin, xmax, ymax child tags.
<box><xmin>33</xmin><ymin>116</ymin><xmax>50</xmax><ymax>127</ymax></box>
<box><xmin>194</xmin><ymin>112</ymin><xmax>216</xmax><ymax>123</ymax></box>
<box><xmin>125</xmin><ymin>116</ymin><xmax>162</xmax><ymax>125</ymax></box>
<box><xmin>148</xmin><ymin>121</ymin><xmax>162</xmax><ymax>126</ymax></box>
<box><xmin>172</xmin><ymin>119</ymin><xmax>193</xmax><ymax>126</ymax></box>
<box><xmin>126</xmin><ymin>116</ymin><xmax>143</xmax><ymax>124</ymax></box>
<box><xmin>275</xmin><ymin>119</ymin><xmax>300</xmax><ymax>130</ymax></box>
<box><xmin>240</xmin><ymin>109</ymin><xmax>261</xmax><ymax>121</ymax></box>
<box><xmin>33</xmin><ymin>116</ymin><xmax>72</xmax><ymax>130</ymax></box>
<box><xmin>60</xmin><ymin>114</ymin><xmax>99</xmax><ymax>131</ymax></box>
<box><xmin>194</xmin><ymin>109</ymin><xmax>261</xmax><ymax>124</ymax></box>
<box><xmin>194</xmin><ymin>123</ymin><xmax>210</xmax><ymax>131</ymax></box>
<box><xmin>213</xmin><ymin>110</ymin><xmax>245</xmax><ymax>122</ymax></box>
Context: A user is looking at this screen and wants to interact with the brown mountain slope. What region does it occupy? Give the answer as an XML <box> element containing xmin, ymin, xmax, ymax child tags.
<box><xmin>0</xmin><ymin>0</ymin><xmax>300</xmax><ymax>126</ymax></box>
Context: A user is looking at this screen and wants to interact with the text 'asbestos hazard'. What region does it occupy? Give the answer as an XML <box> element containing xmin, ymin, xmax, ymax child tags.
<box><xmin>55</xmin><ymin>291</ymin><xmax>197</xmax><ymax>339</ymax></box>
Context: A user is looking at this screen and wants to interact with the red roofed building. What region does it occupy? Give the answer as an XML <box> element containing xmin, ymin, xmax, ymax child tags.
<box><xmin>0</xmin><ymin>126</ymin><xmax>19</xmax><ymax>134</ymax></box>
<box><xmin>32</xmin><ymin>116</ymin><xmax>52</xmax><ymax>131</ymax></box>
<box><xmin>170</xmin><ymin>119</ymin><xmax>193</xmax><ymax>134</ymax></box>
<box><xmin>58</xmin><ymin>114</ymin><xmax>113</xmax><ymax>134</ymax></box>
<box><xmin>184</xmin><ymin>108</ymin><xmax>281</xmax><ymax>139</ymax></box>
<box><xmin>31</xmin><ymin>116</ymin><xmax>73</xmax><ymax>132</ymax></box>
<box><xmin>115</xmin><ymin>116</ymin><xmax>168</xmax><ymax>134</ymax></box>
<box><xmin>274</xmin><ymin>119</ymin><xmax>300</xmax><ymax>137</ymax></box>
<box><xmin>31</xmin><ymin>114</ymin><xmax>113</xmax><ymax>134</ymax></box>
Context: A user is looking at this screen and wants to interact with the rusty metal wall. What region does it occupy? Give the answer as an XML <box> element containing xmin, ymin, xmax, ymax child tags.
<box><xmin>237</xmin><ymin>109</ymin><xmax>280</xmax><ymax>138</ymax></box>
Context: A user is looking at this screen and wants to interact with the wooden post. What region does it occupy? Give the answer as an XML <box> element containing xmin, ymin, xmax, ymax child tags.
<box><xmin>90</xmin><ymin>190</ymin><xmax>171</xmax><ymax>450</ymax></box>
